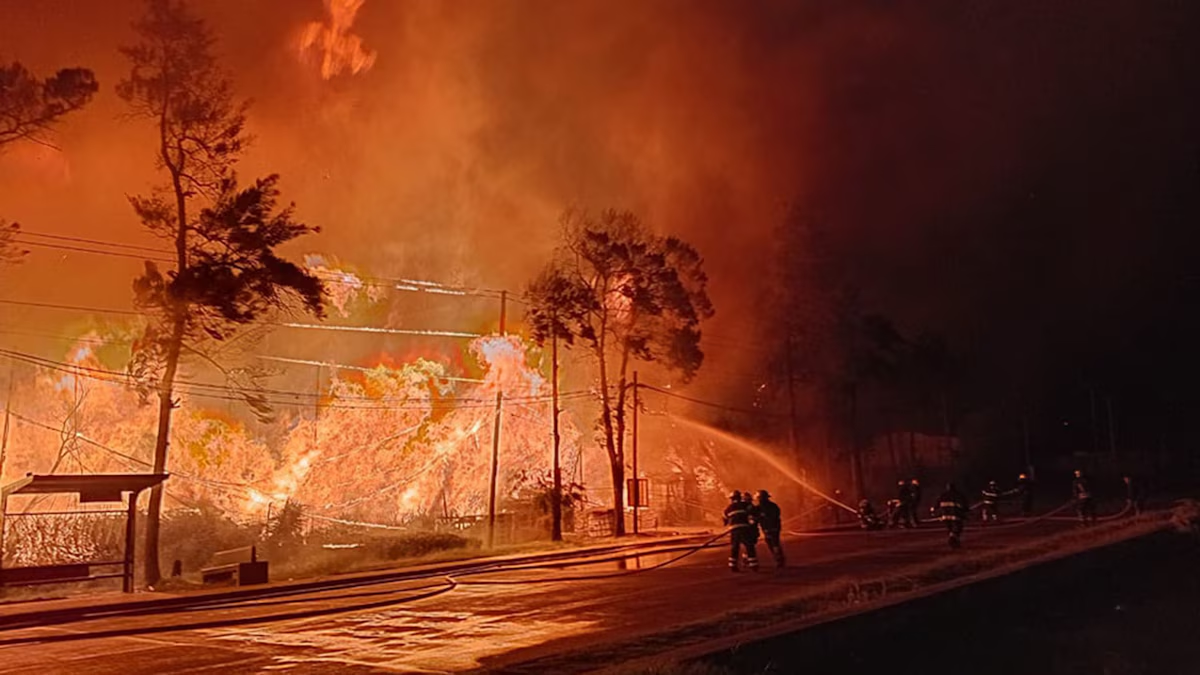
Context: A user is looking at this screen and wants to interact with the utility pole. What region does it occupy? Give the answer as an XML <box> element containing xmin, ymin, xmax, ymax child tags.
<box><xmin>498</xmin><ymin>290</ymin><xmax>507</xmax><ymax>334</ymax></box>
<box><xmin>631</xmin><ymin>370</ymin><xmax>639</xmax><ymax>535</ymax></box>
<box><xmin>487</xmin><ymin>391</ymin><xmax>503</xmax><ymax>548</ymax></box>
<box><xmin>551</xmin><ymin>329</ymin><xmax>562</xmax><ymax>541</ymax></box>
<box><xmin>313</xmin><ymin>364</ymin><xmax>321</xmax><ymax>451</ymax></box>
<box><xmin>486</xmin><ymin>291</ymin><xmax>508</xmax><ymax>548</ymax></box>
<box><xmin>0</xmin><ymin>363</ymin><xmax>14</xmax><ymax>481</ymax></box>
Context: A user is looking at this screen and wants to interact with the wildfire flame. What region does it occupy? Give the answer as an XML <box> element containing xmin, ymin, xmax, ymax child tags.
<box><xmin>2</xmin><ymin>332</ymin><xmax>581</xmax><ymax>529</ymax></box>
<box><xmin>299</xmin><ymin>0</ymin><xmax>377</xmax><ymax>80</ymax></box>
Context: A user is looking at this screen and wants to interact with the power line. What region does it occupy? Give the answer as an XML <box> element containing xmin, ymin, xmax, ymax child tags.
<box><xmin>0</xmin><ymin>347</ymin><xmax>595</xmax><ymax>409</ymax></box>
<box><xmin>0</xmin><ymin>328</ymin><xmax>135</xmax><ymax>345</ymax></box>
<box><xmin>7</xmin><ymin>409</ymin><xmax>256</xmax><ymax>494</ymax></box>
<box><xmin>16</xmin><ymin>228</ymin><xmax>508</xmax><ymax>300</ymax></box>
<box><xmin>256</xmin><ymin>355</ymin><xmax>485</xmax><ymax>383</ymax></box>
<box><xmin>277</xmin><ymin>322</ymin><xmax>482</xmax><ymax>339</ymax></box>
<box><xmin>0</xmin><ymin>298</ymin><xmax>141</xmax><ymax>316</ymax></box>
<box><xmin>11</xmin><ymin>238</ymin><xmax>175</xmax><ymax>264</ymax></box>
<box><xmin>14</xmin><ymin>230</ymin><xmax>171</xmax><ymax>255</ymax></box>
<box><xmin>638</xmin><ymin>383</ymin><xmax>790</xmax><ymax>419</ymax></box>
<box><xmin>0</xmin><ymin>297</ymin><xmax>484</xmax><ymax>341</ymax></box>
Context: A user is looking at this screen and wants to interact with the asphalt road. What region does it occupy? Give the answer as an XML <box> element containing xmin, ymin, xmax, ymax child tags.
<box><xmin>0</xmin><ymin>518</ymin><xmax>1090</xmax><ymax>674</ymax></box>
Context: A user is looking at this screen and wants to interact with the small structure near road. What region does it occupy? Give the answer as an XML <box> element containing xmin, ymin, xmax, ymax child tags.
<box><xmin>201</xmin><ymin>545</ymin><xmax>268</xmax><ymax>586</ymax></box>
<box><xmin>0</xmin><ymin>473</ymin><xmax>167</xmax><ymax>593</ymax></box>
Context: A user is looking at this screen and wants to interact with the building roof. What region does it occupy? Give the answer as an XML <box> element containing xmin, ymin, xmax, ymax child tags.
<box><xmin>1</xmin><ymin>473</ymin><xmax>168</xmax><ymax>502</ymax></box>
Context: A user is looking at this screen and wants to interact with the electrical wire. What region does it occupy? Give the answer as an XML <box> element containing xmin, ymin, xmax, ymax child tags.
<box><xmin>639</xmin><ymin>383</ymin><xmax>791</xmax><ymax>419</ymax></box>
<box><xmin>0</xmin><ymin>347</ymin><xmax>594</xmax><ymax>409</ymax></box>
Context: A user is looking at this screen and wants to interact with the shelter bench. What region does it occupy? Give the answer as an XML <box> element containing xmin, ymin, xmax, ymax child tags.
<box><xmin>200</xmin><ymin>545</ymin><xmax>268</xmax><ymax>586</ymax></box>
<box><xmin>0</xmin><ymin>561</ymin><xmax>125</xmax><ymax>587</ymax></box>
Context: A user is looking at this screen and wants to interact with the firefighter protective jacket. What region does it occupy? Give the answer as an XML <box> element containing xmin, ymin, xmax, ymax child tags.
<box><xmin>724</xmin><ymin>500</ymin><xmax>753</xmax><ymax>527</ymax></box>
<box><xmin>756</xmin><ymin>499</ymin><xmax>782</xmax><ymax>531</ymax></box>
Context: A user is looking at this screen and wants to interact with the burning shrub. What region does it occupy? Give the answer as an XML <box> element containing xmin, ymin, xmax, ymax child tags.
<box><xmin>263</xmin><ymin>499</ymin><xmax>307</xmax><ymax>552</ymax></box>
<box><xmin>358</xmin><ymin>532</ymin><xmax>475</xmax><ymax>560</ymax></box>
<box><xmin>159</xmin><ymin>504</ymin><xmax>257</xmax><ymax>574</ymax></box>
<box><xmin>509</xmin><ymin>469</ymin><xmax>586</xmax><ymax>535</ymax></box>
<box><xmin>2</xmin><ymin>511</ymin><xmax>124</xmax><ymax>568</ymax></box>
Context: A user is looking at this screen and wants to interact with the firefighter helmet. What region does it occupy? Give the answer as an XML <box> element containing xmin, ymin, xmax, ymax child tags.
<box><xmin>729</xmin><ymin>490</ymin><xmax>741</xmax><ymax>501</ymax></box>
<box><xmin>757</xmin><ymin>489</ymin><xmax>770</xmax><ymax>500</ymax></box>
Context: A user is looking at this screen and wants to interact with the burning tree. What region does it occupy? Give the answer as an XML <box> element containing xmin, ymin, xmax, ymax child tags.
<box><xmin>0</xmin><ymin>61</ymin><xmax>97</xmax><ymax>149</ymax></box>
<box><xmin>525</xmin><ymin>209</ymin><xmax>713</xmax><ymax>535</ymax></box>
<box><xmin>118</xmin><ymin>0</ymin><xmax>324</xmax><ymax>585</ymax></box>
<box><xmin>0</xmin><ymin>61</ymin><xmax>98</xmax><ymax>264</ymax></box>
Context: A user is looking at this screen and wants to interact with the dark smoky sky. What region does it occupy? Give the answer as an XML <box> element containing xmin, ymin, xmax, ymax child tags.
<box><xmin>1</xmin><ymin>1</ymin><xmax>1198</xmax><ymax>411</ymax></box>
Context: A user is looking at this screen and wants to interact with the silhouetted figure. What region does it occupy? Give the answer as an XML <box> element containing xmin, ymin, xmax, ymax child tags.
<box><xmin>893</xmin><ymin>480</ymin><xmax>915</xmax><ymax>528</ymax></box>
<box><xmin>723</xmin><ymin>490</ymin><xmax>758</xmax><ymax>572</ymax></box>
<box><xmin>171</xmin><ymin>559</ymin><xmax>182</xmax><ymax>578</ymax></box>
<box><xmin>938</xmin><ymin>483</ymin><xmax>969</xmax><ymax>548</ymax></box>
<box><xmin>857</xmin><ymin>499</ymin><xmax>884</xmax><ymax>531</ymax></box>
<box><xmin>1072</xmin><ymin>470</ymin><xmax>1097</xmax><ymax>524</ymax></box>
<box><xmin>909</xmin><ymin>478</ymin><xmax>923</xmax><ymax>525</ymax></box>
<box><xmin>1010</xmin><ymin>473</ymin><xmax>1034</xmax><ymax>517</ymax></box>
<box><xmin>755</xmin><ymin>490</ymin><xmax>785</xmax><ymax>568</ymax></box>
<box><xmin>981</xmin><ymin>480</ymin><xmax>1001</xmax><ymax>523</ymax></box>
<box><xmin>741</xmin><ymin>490</ymin><xmax>760</xmax><ymax>567</ymax></box>
<box><xmin>1123</xmin><ymin>475</ymin><xmax>1146</xmax><ymax>515</ymax></box>
<box><xmin>833</xmin><ymin>489</ymin><xmax>845</xmax><ymax>525</ymax></box>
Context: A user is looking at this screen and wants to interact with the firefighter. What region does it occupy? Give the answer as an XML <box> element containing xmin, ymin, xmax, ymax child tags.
<box><xmin>938</xmin><ymin>482</ymin><xmax>969</xmax><ymax>548</ymax></box>
<box><xmin>857</xmin><ymin>498</ymin><xmax>884</xmax><ymax>530</ymax></box>
<box><xmin>1122</xmin><ymin>475</ymin><xmax>1145</xmax><ymax>516</ymax></box>
<box><xmin>741</xmin><ymin>491</ymin><xmax>760</xmax><ymax>567</ymax></box>
<box><xmin>980</xmin><ymin>480</ymin><xmax>1001</xmax><ymax>523</ymax></box>
<box><xmin>1013</xmin><ymin>472</ymin><xmax>1034</xmax><ymax>517</ymax></box>
<box><xmin>909</xmin><ymin>478</ymin><xmax>923</xmax><ymax>525</ymax></box>
<box><xmin>1072</xmin><ymin>470</ymin><xmax>1096</xmax><ymax>524</ymax></box>
<box><xmin>755</xmin><ymin>489</ymin><xmax>786</xmax><ymax>568</ymax></box>
<box><xmin>893</xmin><ymin>480</ymin><xmax>914</xmax><ymax>528</ymax></box>
<box><xmin>885</xmin><ymin>498</ymin><xmax>901</xmax><ymax>527</ymax></box>
<box><xmin>723</xmin><ymin>490</ymin><xmax>758</xmax><ymax>571</ymax></box>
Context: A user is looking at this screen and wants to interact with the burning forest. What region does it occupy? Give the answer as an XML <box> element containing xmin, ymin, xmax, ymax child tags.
<box><xmin>2</xmin><ymin>0</ymin><xmax>1198</xmax><ymax>599</ymax></box>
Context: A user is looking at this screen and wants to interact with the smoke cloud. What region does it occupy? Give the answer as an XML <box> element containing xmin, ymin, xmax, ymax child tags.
<box><xmin>1</xmin><ymin>0</ymin><xmax>1197</xmax><ymax>404</ymax></box>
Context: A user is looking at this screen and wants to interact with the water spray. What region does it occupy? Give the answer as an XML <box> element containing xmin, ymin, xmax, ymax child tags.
<box><xmin>669</xmin><ymin>416</ymin><xmax>858</xmax><ymax>514</ymax></box>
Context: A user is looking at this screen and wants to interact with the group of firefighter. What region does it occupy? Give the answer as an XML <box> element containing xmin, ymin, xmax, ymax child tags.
<box><xmin>722</xmin><ymin>489</ymin><xmax>786</xmax><ymax>572</ymax></box>
<box><xmin>720</xmin><ymin>471</ymin><xmax>1147</xmax><ymax>568</ymax></box>
<box><xmin>853</xmin><ymin>470</ymin><xmax>1146</xmax><ymax>548</ymax></box>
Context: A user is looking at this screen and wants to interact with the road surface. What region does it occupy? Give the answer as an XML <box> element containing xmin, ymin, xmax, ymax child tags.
<box><xmin>0</xmin><ymin>518</ymin><xmax>1101</xmax><ymax>674</ymax></box>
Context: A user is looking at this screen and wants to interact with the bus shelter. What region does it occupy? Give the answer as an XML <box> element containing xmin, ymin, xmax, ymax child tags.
<box><xmin>0</xmin><ymin>473</ymin><xmax>167</xmax><ymax>593</ymax></box>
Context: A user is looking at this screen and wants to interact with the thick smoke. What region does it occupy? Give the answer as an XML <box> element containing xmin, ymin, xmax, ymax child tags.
<box><xmin>1</xmin><ymin>0</ymin><xmax>1197</xmax><ymax>409</ymax></box>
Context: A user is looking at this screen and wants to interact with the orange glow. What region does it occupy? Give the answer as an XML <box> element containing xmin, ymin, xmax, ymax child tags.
<box><xmin>299</xmin><ymin>0</ymin><xmax>377</xmax><ymax>79</ymax></box>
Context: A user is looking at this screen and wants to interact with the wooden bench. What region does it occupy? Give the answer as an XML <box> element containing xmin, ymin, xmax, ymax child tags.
<box><xmin>200</xmin><ymin>545</ymin><xmax>269</xmax><ymax>586</ymax></box>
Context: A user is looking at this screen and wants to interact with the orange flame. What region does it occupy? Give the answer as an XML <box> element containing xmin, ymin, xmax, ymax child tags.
<box><xmin>299</xmin><ymin>0</ymin><xmax>377</xmax><ymax>80</ymax></box>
